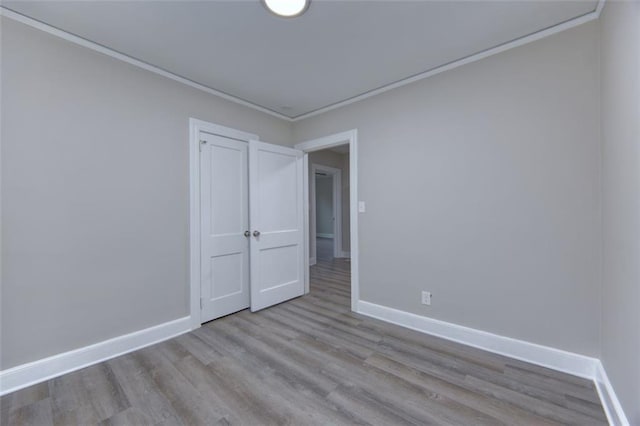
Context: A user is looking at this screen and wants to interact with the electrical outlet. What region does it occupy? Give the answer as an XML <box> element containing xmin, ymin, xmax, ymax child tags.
<box><xmin>421</xmin><ymin>291</ymin><xmax>432</xmax><ymax>306</ymax></box>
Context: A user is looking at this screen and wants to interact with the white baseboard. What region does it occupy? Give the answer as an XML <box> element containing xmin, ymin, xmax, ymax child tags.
<box><xmin>309</xmin><ymin>256</ymin><xmax>317</xmax><ymax>266</ymax></box>
<box><xmin>594</xmin><ymin>361</ymin><xmax>631</xmax><ymax>426</ymax></box>
<box><xmin>356</xmin><ymin>300</ymin><xmax>633</xmax><ymax>424</ymax></box>
<box><xmin>317</xmin><ymin>233</ymin><xmax>334</xmax><ymax>238</ymax></box>
<box><xmin>0</xmin><ymin>316</ymin><xmax>191</xmax><ymax>396</ymax></box>
<box><xmin>356</xmin><ymin>301</ymin><xmax>598</xmax><ymax>379</ymax></box>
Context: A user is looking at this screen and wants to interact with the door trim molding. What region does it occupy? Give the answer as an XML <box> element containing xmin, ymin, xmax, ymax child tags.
<box><xmin>311</xmin><ymin>163</ymin><xmax>343</xmax><ymax>260</ymax></box>
<box><xmin>295</xmin><ymin>130</ymin><xmax>359</xmax><ymax>311</ymax></box>
<box><xmin>189</xmin><ymin>118</ymin><xmax>258</xmax><ymax>330</ymax></box>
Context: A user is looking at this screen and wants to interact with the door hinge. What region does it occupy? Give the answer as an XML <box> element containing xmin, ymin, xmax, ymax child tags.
<box><xmin>199</xmin><ymin>140</ymin><xmax>207</xmax><ymax>152</ymax></box>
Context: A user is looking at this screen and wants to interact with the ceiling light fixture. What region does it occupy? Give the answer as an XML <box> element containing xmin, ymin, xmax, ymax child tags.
<box><xmin>262</xmin><ymin>0</ymin><xmax>310</xmax><ymax>18</ymax></box>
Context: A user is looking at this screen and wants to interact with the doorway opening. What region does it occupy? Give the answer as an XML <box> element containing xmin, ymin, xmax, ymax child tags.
<box><xmin>295</xmin><ymin>130</ymin><xmax>359</xmax><ymax>312</ymax></box>
<box><xmin>311</xmin><ymin>163</ymin><xmax>344</xmax><ymax>263</ymax></box>
<box><xmin>309</xmin><ymin>149</ymin><xmax>351</xmax><ymax>309</ymax></box>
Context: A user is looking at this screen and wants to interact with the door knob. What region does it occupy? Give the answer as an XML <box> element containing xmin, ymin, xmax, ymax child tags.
<box><xmin>244</xmin><ymin>230</ymin><xmax>250</xmax><ymax>237</ymax></box>
<box><xmin>253</xmin><ymin>230</ymin><xmax>261</xmax><ymax>237</ymax></box>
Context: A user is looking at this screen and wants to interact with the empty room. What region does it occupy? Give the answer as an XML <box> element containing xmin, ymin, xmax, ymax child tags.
<box><xmin>1</xmin><ymin>0</ymin><xmax>638</xmax><ymax>424</ymax></box>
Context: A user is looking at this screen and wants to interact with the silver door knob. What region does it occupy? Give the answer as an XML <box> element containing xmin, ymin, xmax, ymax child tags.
<box><xmin>244</xmin><ymin>230</ymin><xmax>250</xmax><ymax>237</ymax></box>
<box><xmin>253</xmin><ymin>230</ymin><xmax>261</xmax><ymax>237</ymax></box>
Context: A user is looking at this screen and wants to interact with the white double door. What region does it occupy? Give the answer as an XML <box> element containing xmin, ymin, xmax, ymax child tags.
<box><xmin>200</xmin><ymin>133</ymin><xmax>305</xmax><ymax>323</ymax></box>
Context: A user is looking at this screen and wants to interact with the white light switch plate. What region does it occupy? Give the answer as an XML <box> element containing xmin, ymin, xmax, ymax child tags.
<box><xmin>358</xmin><ymin>201</ymin><xmax>366</xmax><ymax>213</ymax></box>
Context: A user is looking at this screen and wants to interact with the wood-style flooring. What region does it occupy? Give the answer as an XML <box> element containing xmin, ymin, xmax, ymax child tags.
<box><xmin>1</xmin><ymin>258</ymin><xmax>607</xmax><ymax>425</ymax></box>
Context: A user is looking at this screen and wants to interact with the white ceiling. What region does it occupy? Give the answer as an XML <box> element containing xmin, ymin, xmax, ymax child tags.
<box><xmin>3</xmin><ymin>0</ymin><xmax>598</xmax><ymax>119</ymax></box>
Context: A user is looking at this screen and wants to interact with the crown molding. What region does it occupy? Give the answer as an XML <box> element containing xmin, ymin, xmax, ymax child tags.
<box><xmin>291</xmin><ymin>0</ymin><xmax>605</xmax><ymax>121</ymax></box>
<box><xmin>595</xmin><ymin>0</ymin><xmax>607</xmax><ymax>18</ymax></box>
<box><xmin>0</xmin><ymin>7</ymin><xmax>294</xmax><ymax>122</ymax></box>
<box><xmin>1</xmin><ymin>1</ymin><xmax>605</xmax><ymax>123</ymax></box>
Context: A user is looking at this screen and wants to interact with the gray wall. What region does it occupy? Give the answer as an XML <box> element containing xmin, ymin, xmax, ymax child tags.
<box><xmin>293</xmin><ymin>23</ymin><xmax>602</xmax><ymax>356</ymax></box>
<box><xmin>0</xmin><ymin>18</ymin><xmax>292</xmax><ymax>369</ymax></box>
<box><xmin>308</xmin><ymin>149</ymin><xmax>351</xmax><ymax>256</ymax></box>
<box><xmin>340</xmin><ymin>152</ymin><xmax>351</xmax><ymax>252</ymax></box>
<box><xmin>600</xmin><ymin>1</ymin><xmax>640</xmax><ymax>422</ymax></box>
<box><xmin>315</xmin><ymin>177</ymin><xmax>334</xmax><ymax>236</ymax></box>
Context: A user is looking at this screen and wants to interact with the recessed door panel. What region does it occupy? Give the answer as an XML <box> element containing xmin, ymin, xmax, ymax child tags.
<box><xmin>258</xmin><ymin>245</ymin><xmax>299</xmax><ymax>292</ymax></box>
<box><xmin>210</xmin><ymin>252</ymin><xmax>244</xmax><ymax>299</ymax></box>
<box><xmin>210</xmin><ymin>145</ymin><xmax>245</xmax><ymax>235</ymax></box>
<box><xmin>258</xmin><ymin>150</ymin><xmax>298</xmax><ymax>233</ymax></box>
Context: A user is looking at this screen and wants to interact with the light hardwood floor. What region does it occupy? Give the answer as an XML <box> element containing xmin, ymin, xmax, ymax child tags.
<box><xmin>1</xmin><ymin>259</ymin><xmax>607</xmax><ymax>425</ymax></box>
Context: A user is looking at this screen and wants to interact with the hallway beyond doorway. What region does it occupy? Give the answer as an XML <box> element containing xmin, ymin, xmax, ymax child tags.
<box><xmin>316</xmin><ymin>237</ymin><xmax>334</xmax><ymax>261</ymax></box>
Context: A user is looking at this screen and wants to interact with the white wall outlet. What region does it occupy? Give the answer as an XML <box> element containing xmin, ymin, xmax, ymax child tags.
<box><xmin>358</xmin><ymin>201</ymin><xmax>366</xmax><ymax>213</ymax></box>
<box><xmin>421</xmin><ymin>291</ymin><xmax>432</xmax><ymax>305</ymax></box>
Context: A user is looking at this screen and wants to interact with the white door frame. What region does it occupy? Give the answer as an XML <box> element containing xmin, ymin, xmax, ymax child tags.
<box><xmin>189</xmin><ymin>118</ymin><xmax>259</xmax><ymax>331</ymax></box>
<box><xmin>295</xmin><ymin>129</ymin><xmax>359</xmax><ymax>312</ymax></box>
<box><xmin>310</xmin><ymin>163</ymin><xmax>342</xmax><ymax>263</ymax></box>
